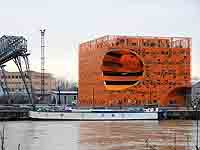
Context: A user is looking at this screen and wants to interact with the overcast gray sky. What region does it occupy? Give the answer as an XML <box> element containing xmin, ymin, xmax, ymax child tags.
<box><xmin>0</xmin><ymin>0</ymin><xmax>199</xmax><ymax>81</ymax></box>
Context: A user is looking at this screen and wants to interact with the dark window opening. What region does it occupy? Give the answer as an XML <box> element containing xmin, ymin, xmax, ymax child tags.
<box><xmin>103</xmin><ymin>71</ymin><xmax>143</xmax><ymax>76</ymax></box>
<box><xmin>132</xmin><ymin>43</ymin><xmax>137</xmax><ymax>46</ymax></box>
<box><xmin>64</xmin><ymin>96</ymin><xmax>67</xmax><ymax>104</ymax></box>
<box><xmin>169</xmin><ymin>100</ymin><xmax>176</xmax><ymax>104</ymax></box>
<box><xmin>105</xmin><ymin>80</ymin><xmax>138</xmax><ymax>85</ymax></box>
<box><xmin>103</xmin><ymin>61</ymin><xmax>122</xmax><ymax>67</ymax></box>
<box><xmin>139</xmin><ymin>61</ymin><xmax>144</xmax><ymax>67</ymax></box>
<box><xmin>106</xmin><ymin>52</ymin><xmax>122</xmax><ymax>58</ymax></box>
<box><xmin>119</xmin><ymin>39</ymin><xmax>125</xmax><ymax>44</ymax></box>
<box><xmin>150</xmin><ymin>43</ymin><xmax>156</xmax><ymax>47</ymax></box>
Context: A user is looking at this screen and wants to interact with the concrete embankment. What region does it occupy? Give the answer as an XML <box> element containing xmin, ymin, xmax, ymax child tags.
<box><xmin>0</xmin><ymin>110</ymin><xmax>29</xmax><ymax>120</ymax></box>
<box><xmin>0</xmin><ymin>105</ymin><xmax>30</xmax><ymax>120</ymax></box>
<box><xmin>158</xmin><ymin>110</ymin><xmax>200</xmax><ymax>120</ymax></box>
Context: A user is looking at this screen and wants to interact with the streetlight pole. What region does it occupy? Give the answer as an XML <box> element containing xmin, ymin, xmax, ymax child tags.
<box><xmin>57</xmin><ymin>81</ymin><xmax>61</xmax><ymax>105</ymax></box>
<box><xmin>150</xmin><ymin>87</ymin><xmax>152</xmax><ymax>104</ymax></box>
<box><xmin>92</xmin><ymin>88</ymin><xmax>94</xmax><ymax>108</ymax></box>
<box><xmin>196</xmin><ymin>105</ymin><xmax>199</xmax><ymax>149</ymax></box>
<box><xmin>194</xmin><ymin>96</ymin><xmax>200</xmax><ymax>150</ymax></box>
<box><xmin>192</xmin><ymin>93</ymin><xmax>200</xmax><ymax>149</ymax></box>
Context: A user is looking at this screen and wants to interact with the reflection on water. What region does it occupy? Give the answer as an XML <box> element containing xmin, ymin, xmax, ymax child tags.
<box><xmin>79</xmin><ymin>121</ymin><xmax>196</xmax><ymax>150</ymax></box>
<box><xmin>0</xmin><ymin>120</ymin><xmax>198</xmax><ymax>150</ymax></box>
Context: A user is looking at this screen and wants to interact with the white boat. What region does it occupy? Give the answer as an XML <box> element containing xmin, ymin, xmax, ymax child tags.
<box><xmin>29</xmin><ymin>109</ymin><xmax>158</xmax><ymax>120</ymax></box>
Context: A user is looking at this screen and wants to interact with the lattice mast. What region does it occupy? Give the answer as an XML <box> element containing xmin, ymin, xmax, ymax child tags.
<box><xmin>40</xmin><ymin>29</ymin><xmax>45</xmax><ymax>100</ymax></box>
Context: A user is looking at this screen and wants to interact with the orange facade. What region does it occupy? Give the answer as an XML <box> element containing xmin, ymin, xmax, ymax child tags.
<box><xmin>79</xmin><ymin>35</ymin><xmax>191</xmax><ymax>107</ymax></box>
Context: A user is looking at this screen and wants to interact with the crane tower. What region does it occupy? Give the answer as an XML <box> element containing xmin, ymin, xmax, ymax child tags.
<box><xmin>40</xmin><ymin>29</ymin><xmax>45</xmax><ymax>101</ymax></box>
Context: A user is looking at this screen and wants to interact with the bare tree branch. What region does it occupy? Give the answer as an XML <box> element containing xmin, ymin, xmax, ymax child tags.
<box><xmin>0</xmin><ymin>125</ymin><xmax>5</xmax><ymax>150</ymax></box>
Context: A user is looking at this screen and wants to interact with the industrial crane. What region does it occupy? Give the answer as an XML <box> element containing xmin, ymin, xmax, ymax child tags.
<box><xmin>0</xmin><ymin>65</ymin><xmax>9</xmax><ymax>97</ymax></box>
<box><xmin>0</xmin><ymin>35</ymin><xmax>33</xmax><ymax>104</ymax></box>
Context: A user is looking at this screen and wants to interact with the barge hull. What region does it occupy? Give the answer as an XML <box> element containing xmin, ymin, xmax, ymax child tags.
<box><xmin>29</xmin><ymin>111</ymin><xmax>158</xmax><ymax>120</ymax></box>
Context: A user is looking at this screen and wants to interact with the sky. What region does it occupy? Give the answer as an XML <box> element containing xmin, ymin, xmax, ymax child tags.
<box><xmin>0</xmin><ymin>0</ymin><xmax>199</xmax><ymax>82</ymax></box>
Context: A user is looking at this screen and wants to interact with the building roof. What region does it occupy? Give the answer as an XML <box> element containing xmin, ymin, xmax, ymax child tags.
<box><xmin>52</xmin><ymin>91</ymin><xmax>78</xmax><ymax>95</ymax></box>
<box><xmin>192</xmin><ymin>81</ymin><xmax>200</xmax><ymax>87</ymax></box>
<box><xmin>80</xmin><ymin>35</ymin><xmax>191</xmax><ymax>46</ymax></box>
<box><xmin>0</xmin><ymin>70</ymin><xmax>55</xmax><ymax>79</ymax></box>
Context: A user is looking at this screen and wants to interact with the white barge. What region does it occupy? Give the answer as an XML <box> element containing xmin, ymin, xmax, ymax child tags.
<box><xmin>29</xmin><ymin>109</ymin><xmax>158</xmax><ymax>120</ymax></box>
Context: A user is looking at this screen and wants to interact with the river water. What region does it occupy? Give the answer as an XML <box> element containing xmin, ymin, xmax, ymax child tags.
<box><xmin>0</xmin><ymin>120</ymin><xmax>198</xmax><ymax>150</ymax></box>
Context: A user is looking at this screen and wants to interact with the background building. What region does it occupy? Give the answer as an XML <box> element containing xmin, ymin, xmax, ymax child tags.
<box><xmin>79</xmin><ymin>35</ymin><xmax>191</xmax><ymax>107</ymax></box>
<box><xmin>0</xmin><ymin>70</ymin><xmax>56</xmax><ymax>96</ymax></box>
<box><xmin>192</xmin><ymin>81</ymin><xmax>200</xmax><ymax>97</ymax></box>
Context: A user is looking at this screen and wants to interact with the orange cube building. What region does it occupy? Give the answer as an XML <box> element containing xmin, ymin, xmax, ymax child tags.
<box><xmin>79</xmin><ymin>35</ymin><xmax>191</xmax><ymax>107</ymax></box>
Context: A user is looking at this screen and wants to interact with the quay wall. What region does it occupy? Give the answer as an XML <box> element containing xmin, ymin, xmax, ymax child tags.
<box><xmin>159</xmin><ymin>110</ymin><xmax>200</xmax><ymax>120</ymax></box>
<box><xmin>0</xmin><ymin>110</ymin><xmax>29</xmax><ymax>121</ymax></box>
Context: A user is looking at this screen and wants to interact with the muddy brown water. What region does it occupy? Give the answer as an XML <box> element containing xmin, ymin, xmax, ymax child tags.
<box><xmin>0</xmin><ymin>120</ymin><xmax>198</xmax><ymax>150</ymax></box>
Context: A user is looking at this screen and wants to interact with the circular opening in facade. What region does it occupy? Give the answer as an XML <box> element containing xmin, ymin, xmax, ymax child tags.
<box><xmin>101</xmin><ymin>49</ymin><xmax>144</xmax><ymax>91</ymax></box>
